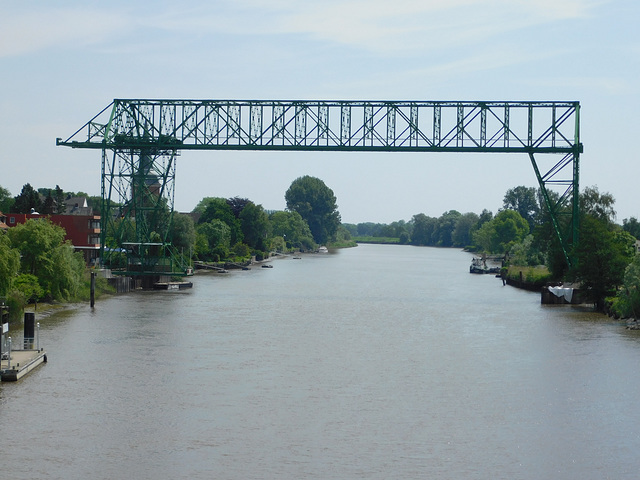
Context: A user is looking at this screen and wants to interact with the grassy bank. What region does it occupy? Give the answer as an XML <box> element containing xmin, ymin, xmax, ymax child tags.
<box><xmin>352</xmin><ymin>236</ymin><xmax>400</xmax><ymax>244</ymax></box>
<box><xmin>504</xmin><ymin>265</ymin><xmax>553</xmax><ymax>289</ymax></box>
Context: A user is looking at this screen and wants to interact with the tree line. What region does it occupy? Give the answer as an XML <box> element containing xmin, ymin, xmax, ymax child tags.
<box><xmin>3</xmin><ymin>178</ymin><xmax>640</xmax><ymax>317</ymax></box>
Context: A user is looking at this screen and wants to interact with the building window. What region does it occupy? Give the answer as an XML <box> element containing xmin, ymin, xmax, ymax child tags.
<box><xmin>9</xmin><ymin>217</ymin><xmax>15</xmax><ymax>224</ymax></box>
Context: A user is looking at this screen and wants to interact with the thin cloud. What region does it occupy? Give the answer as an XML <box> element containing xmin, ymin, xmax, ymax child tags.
<box><xmin>0</xmin><ymin>7</ymin><xmax>129</xmax><ymax>57</ymax></box>
<box><xmin>245</xmin><ymin>0</ymin><xmax>607</xmax><ymax>54</ymax></box>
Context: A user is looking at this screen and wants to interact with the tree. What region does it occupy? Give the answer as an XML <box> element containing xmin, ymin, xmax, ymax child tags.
<box><xmin>239</xmin><ymin>202</ymin><xmax>270</xmax><ymax>251</ymax></box>
<box><xmin>0</xmin><ymin>234</ymin><xmax>20</xmax><ymax>297</ymax></box>
<box><xmin>270</xmin><ymin>210</ymin><xmax>316</xmax><ymax>251</ymax></box>
<box><xmin>42</xmin><ymin>190</ymin><xmax>56</xmax><ymax>214</ymax></box>
<box><xmin>13</xmin><ymin>183</ymin><xmax>42</xmax><ymax>214</ymax></box>
<box><xmin>285</xmin><ymin>176</ymin><xmax>341</xmax><ymax>245</ymax></box>
<box><xmin>169</xmin><ymin>212</ymin><xmax>196</xmax><ymax>254</ymax></box>
<box><xmin>197</xmin><ymin>219</ymin><xmax>231</xmax><ymax>260</ymax></box>
<box><xmin>0</xmin><ymin>185</ymin><xmax>14</xmax><ymax>212</ymax></box>
<box><xmin>503</xmin><ymin>186</ymin><xmax>540</xmax><ymax>230</ymax></box>
<box><xmin>435</xmin><ymin>210</ymin><xmax>462</xmax><ymax>247</ymax></box>
<box><xmin>410</xmin><ymin>213</ymin><xmax>437</xmax><ymax>246</ymax></box>
<box><xmin>492</xmin><ymin>210</ymin><xmax>529</xmax><ymax>252</ymax></box>
<box><xmin>7</xmin><ymin>218</ymin><xmax>66</xmax><ymax>277</ymax></box>
<box><xmin>227</xmin><ymin>197</ymin><xmax>251</xmax><ymax>218</ymax></box>
<box><xmin>614</xmin><ymin>254</ymin><xmax>640</xmax><ymax>319</ymax></box>
<box><xmin>581</xmin><ymin>186</ymin><xmax>616</xmax><ymax>224</ymax></box>
<box><xmin>6</xmin><ymin>218</ymin><xmax>85</xmax><ymax>301</ymax></box>
<box><xmin>473</xmin><ymin>210</ymin><xmax>529</xmax><ymax>254</ymax></box>
<box><xmin>452</xmin><ymin>212</ymin><xmax>479</xmax><ymax>248</ymax></box>
<box><xmin>623</xmin><ymin>217</ymin><xmax>640</xmax><ymax>239</ymax></box>
<box><xmin>571</xmin><ymin>216</ymin><xmax>636</xmax><ymax>310</ymax></box>
<box><xmin>54</xmin><ymin>185</ymin><xmax>66</xmax><ymax>214</ymax></box>
<box><xmin>198</xmin><ymin>197</ymin><xmax>243</xmax><ymax>245</ymax></box>
<box><xmin>12</xmin><ymin>274</ymin><xmax>44</xmax><ymax>304</ymax></box>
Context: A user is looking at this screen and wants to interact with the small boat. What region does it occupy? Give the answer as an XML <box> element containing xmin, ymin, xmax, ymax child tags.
<box><xmin>469</xmin><ymin>257</ymin><xmax>501</xmax><ymax>274</ymax></box>
<box><xmin>318</xmin><ymin>246</ymin><xmax>328</xmax><ymax>253</ymax></box>
<box><xmin>261</xmin><ymin>264</ymin><xmax>273</xmax><ymax>268</ymax></box>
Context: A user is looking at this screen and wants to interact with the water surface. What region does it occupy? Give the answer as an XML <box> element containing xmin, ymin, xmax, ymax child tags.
<box><xmin>1</xmin><ymin>244</ymin><xmax>639</xmax><ymax>479</ymax></box>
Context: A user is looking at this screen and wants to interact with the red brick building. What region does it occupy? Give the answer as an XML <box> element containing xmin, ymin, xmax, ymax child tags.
<box><xmin>4</xmin><ymin>213</ymin><xmax>100</xmax><ymax>265</ymax></box>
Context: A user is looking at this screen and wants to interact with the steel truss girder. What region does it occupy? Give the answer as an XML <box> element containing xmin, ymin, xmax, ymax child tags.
<box><xmin>58</xmin><ymin>99</ymin><xmax>582</xmax><ymax>270</ymax></box>
<box><xmin>57</xmin><ymin>100</ymin><xmax>582</xmax><ymax>155</ymax></box>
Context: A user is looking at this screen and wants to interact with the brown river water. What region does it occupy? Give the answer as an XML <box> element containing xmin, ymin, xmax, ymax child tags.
<box><xmin>1</xmin><ymin>244</ymin><xmax>639</xmax><ymax>479</ymax></box>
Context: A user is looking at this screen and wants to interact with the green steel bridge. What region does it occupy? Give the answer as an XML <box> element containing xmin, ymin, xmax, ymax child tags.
<box><xmin>57</xmin><ymin>99</ymin><xmax>582</xmax><ymax>275</ymax></box>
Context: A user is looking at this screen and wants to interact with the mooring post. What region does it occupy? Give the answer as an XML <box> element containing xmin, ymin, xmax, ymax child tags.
<box><xmin>90</xmin><ymin>271</ymin><xmax>96</xmax><ymax>308</ymax></box>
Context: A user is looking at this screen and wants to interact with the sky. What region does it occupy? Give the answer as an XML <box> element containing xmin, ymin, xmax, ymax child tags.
<box><xmin>1</xmin><ymin>0</ymin><xmax>638</xmax><ymax>225</ymax></box>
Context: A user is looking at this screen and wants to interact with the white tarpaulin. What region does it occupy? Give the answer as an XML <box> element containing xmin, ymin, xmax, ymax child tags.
<box><xmin>548</xmin><ymin>286</ymin><xmax>573</xmax><ymax>303</ymax></box>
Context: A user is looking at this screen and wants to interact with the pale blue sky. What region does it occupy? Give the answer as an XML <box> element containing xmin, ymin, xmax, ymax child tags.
<box><xmin>1</xmin><ymin>0</ymin><xmax>638</xmax><ymax>224</ymax></box>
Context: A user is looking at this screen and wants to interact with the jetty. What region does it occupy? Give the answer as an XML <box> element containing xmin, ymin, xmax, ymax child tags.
<box><xmin>1</xmin><ymin>311</ymin><xmax>47</xmax><ymax>381</ymax></box>
<box><xmin>1</xmin><ymin>348</ymin><xmax>47</xmax><ymax>381</ymax></box>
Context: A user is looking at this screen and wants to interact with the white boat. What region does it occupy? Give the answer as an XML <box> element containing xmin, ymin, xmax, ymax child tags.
<box><xmin>318</xmin><ymin>246</ymin><xmax>328</xmax><ymax>253</ymax></box>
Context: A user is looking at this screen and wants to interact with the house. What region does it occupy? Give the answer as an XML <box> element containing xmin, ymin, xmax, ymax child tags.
<box><xmin>63</xmin><ymin>196</ymin><xmax>94</xmax><ymax>216</ymax></box>
<box><xmin>4</xmin><ymin>212</ymin><xmax>100</xmax><ymax>265</ymax></box>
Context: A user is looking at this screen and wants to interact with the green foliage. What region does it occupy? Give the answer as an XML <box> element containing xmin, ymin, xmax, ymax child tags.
<box><xmin>232</xmin><ymin>242</ymin><xmax>250</xmax><ymax>258</ymax></box>
<box><xmin>13</xmin><ymin>274</ymin><xmax>44</xmax><ymax>303</ymax></box>
<box><xmin>473</xmin><ymin>209</ymin><xmax>529</xmax><ymax>254</ymax></box>
<box><xmin>507</xmin><ymin>235</ymin><xmax>546</xmax><ymax>267</ymax></box>
<box><xmin>196</xmin><ymin>219</ymin><xmax>231</xmax><ymax>260</ymax></box>
<box><xmin>410</xmin><ymin>213</ymin><xmax>437</xmax><ymax>246</ymax></box>
<box><xmin>7</xmin><ymin>290</ymin><xmax>26</xmax><ymax>322</ymax></box>
<box><xmin>451</xmin><ymin>212</ymin><xmax>478</xmax><ymax>247</ymax></box>
<box><xmin>7</xmin><ymin>218</ymin><xmax>66</xmax><ymax>276</ymax></box>
<box><xmin>269</xmin><ymin>236</ymin><xmax>287</xmax><ymax>252</ymax></box>
<box><xmin>0</xmin><ymin>234</ymin><xmax>20</xmax><ymax>297</ymax></box>
<box><xmin>352</xmin><ymin>236</ymin><xmax>399</xmax><ymax>244</ymax></box>
<box><xmin>54</xmin><ymin>185</ymin><xmax>66</xmax><ymax>214</ymax></box>
<box><xmin>581</xmin><ymin>186</ymin><xmax>616</xmax><ymax>223</ymax></box>
<box><xmin>6</xmin><ymin>219</ymin><xmax>84</xmax><ymax>301</ymax></box>
<box><xmin>285</xmin><ymin>176</ymin><xmax>341</xmax><ymax>245</ymax></box>
<box><xmin>505</xmin><ymin>266</ymin><xmax>553</xmax><ymax>287</ymax></box>
<box><xmin>198</xmin><ymin>197</ymin><xmax>243</xmax><ymax>245</ymax></box>
<box><xmin>611</xmin><ymin>254</ymin><xmax>640</xmax><ymax>318</ymax></box>
<box><xmin>0</xmin><ymin>184</ymin><xmax>14</xmax><ymax>212</ymax></box>
<box><xmin>571</xmin><ymin>215</ymin><xmax>636</xmax><ymax>309</ymax></box>
<box><xmin>329</xmin><ymin>226</ymin><xmax>356</xmax><ymax>248</ymax></box>
<box><xmin>623</xmin><ymin>217</ymin><xmax>640</xmax><ymax>239</ymax></box>
<box><xmin>13</xmin><ymin>183</ymin><xmax>42</xmax><ymax>214</ymax></box>
<box><xmin>270</xmin><ymin>210</ymin><xmax>316</xmax><ymax>251</ymax></box>
<box><xmin>42</xmin><ymin>190</ymin><xmax>56</xmax><ymax>214</ymax></box>
<box><xmin>239</xmin><ymin>202</ymin><xmax>270</xmax><ymax>251</ymax></box>
<box><xmin>169</xmin><ymin>212</ymin><xmax>196</xmax><ymax>253</ymax></box>
<box><xmin>49</xmin><ymin>245</ymin><xmax>85</xmax><ymax>300</ymax></box>
<box><xmin>434</xmin><ymin>210</ymin><xmax>462</xmax><ymax>247</ymax></box>
<box><xmin>503</xmin><ymin>186</ymin><xmax>540</xmax><ymax>230</ymax></box>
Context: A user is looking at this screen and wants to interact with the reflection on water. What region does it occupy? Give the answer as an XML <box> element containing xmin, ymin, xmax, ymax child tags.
<box><xmin>2</xmin><ymin>244</ymin><xmax>640</xmax><ymax>479</ymax></box>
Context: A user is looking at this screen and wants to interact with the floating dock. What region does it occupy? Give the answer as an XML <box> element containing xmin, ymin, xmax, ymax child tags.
<box><xmin>153</xmin><ymin>281</ymin><xmax>193</xmax><ymax>290</ymax></box>
<box><xmin>1</xmin><ymin>349</ymin><xmax>47</xmax><ymax>382</ymax></box>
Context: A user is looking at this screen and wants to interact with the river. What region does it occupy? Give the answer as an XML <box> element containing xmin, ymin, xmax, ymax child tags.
<box><xmin>1</xmin><ymin>244</ymin><xmax>639</xmax><ymax>479</ymax></box>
